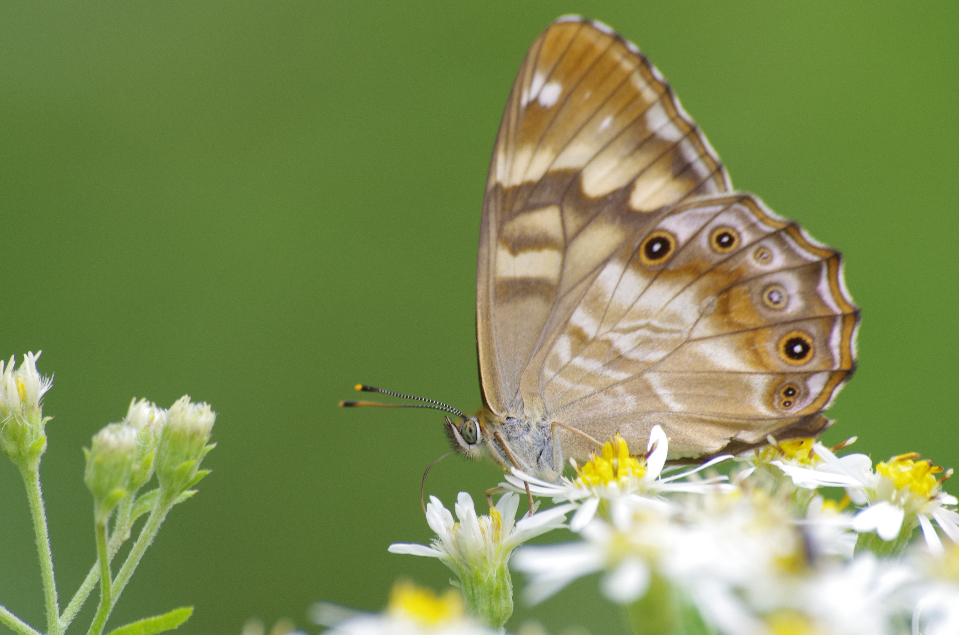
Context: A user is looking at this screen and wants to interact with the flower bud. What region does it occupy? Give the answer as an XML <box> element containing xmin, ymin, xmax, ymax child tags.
<box><xmin>123</xmin><ymin>398</ymin><xmax>167</xmax><ymax>493</ymax></box>
<box><xmin>84</xmin><ymin>423</ymin><xmax>138</xmax><ymax>522</ymax></box>
<box><xmin>155</xmin><ymin>395</ymin><xmax>215</xmax><ymax>499</ymax></box>
<box><xmin>0</xmin><ymin>352</ymin><xmax>53</xmax><ymax>466</ymax></box>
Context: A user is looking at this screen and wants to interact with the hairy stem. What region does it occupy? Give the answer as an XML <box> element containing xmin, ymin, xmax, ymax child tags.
<box><xmin>0</xmin><ymin>605</ymin><xmax>39</xmax><ymax>635</ymax></box>
<box><xmin>60</xmin><ymin>498</ymin><xmax>134</xmax><ymax>630</ymax></box>
<box><xmin>88</xmin><ymin>521</ymin><xmax>112</xmax><ymax>636</ymax></box>
<box><xmin>87</xmin><ymin>501</ymin><xmax>170</xmax><ymax>634</ymax></box>
<box><xmin>19</xmin><ymin>464</ymin><xmax>60</xmax><ymax>634</ymax></box>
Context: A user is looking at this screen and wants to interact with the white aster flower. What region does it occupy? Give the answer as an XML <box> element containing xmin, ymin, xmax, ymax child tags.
<box><xmin>849</xmin><ymin>453</ymin><xmax>958</xmax><ymax>552</ymax></box>
<box><xmin>0</xmin><ymin>351</ymin><xmax>54</xmax><ymax>464</ymax></box>
<box><xmin>695</xmin><ymin>551</ymin><xmax>915</xmax><ymax>634</ymax></box>
<box><xmin>311</xmin><ymin>580</ymin><xmax>492</xmax><ymax>634</ymax></box>
<box><xmin>389</xmin><ymin>491</ymin><xmax>572</xmax><ymax>627</ymax></box>
<box><xmin>763</xmin><ymin>441</ymin><xmax>959</xmax><ymax>552</ymax></box>
<box><xmin>512</xmin><ymin>496</ymin><xmax>679</xmax><ymax>605</ymax></box>
<box><xmin>504</xmin><ymin>426</ymin><xmax>730</xmax><ymax>530</ymax></box>
<box><xmin>903</xmin><ymin>540</ymin><xmax>960</xmax><ymax>635</ymax></box>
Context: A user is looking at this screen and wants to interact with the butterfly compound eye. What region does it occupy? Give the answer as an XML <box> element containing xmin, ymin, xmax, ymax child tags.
<box><xmin>460</xmin><ymin>419</ymin><xmax>479</xmax><ymax>445</ymax></box>
<box><xmin>640</xmin><ymin>231</ymin><xmax>676</xmax><ymax>266</ymax></box>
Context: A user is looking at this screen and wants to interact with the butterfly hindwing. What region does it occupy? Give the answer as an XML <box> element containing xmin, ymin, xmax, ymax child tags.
<box><xmin>478</xmin><ymin>17</ymin><xmax>730</xmax><ymax>418</ymax></box>
<box><xmin>542</xmin><ymin>194</ymin><xmax>858</xmax><ymax>460</ymax></box>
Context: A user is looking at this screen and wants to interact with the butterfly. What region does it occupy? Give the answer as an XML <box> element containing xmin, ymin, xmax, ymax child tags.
<box><xmin>342</xmin><ymin>16</ymin><xmax>859</xmax><ymax>482</ymax></box>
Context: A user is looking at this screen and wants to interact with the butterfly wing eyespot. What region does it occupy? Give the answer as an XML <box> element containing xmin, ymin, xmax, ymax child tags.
<box><xmin>753</xmin><ymin>245</ymin><xmax>774</xmax><ymax>265</ymax></box>
<box><xmin>709</xmin><ymin>226</ymin><xmax>740</xmax><ymax>253</ymax></box>
<box><xmin>761</xmin><ymin>283</ymin><xmax>788</xmax><ymax>310</ymax></box>
<box><xmin>639</xmin><ymin>230</ymin><xmax>676</xmax><ymax>266</ymax></box>
<box><xmin>775</xmin><ymin>382</ymin><xmax>802</xmax><ymax>410</ymax></box>
<box><xmin>778</xmin><ymin>330</ymin><xmax>815</xmax><ymax>365</ymax></box>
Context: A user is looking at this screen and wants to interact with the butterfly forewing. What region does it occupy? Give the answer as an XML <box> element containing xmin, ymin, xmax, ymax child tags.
<box><xmin>478</xmin><ymin>17</ymin><xmax>731</xmax><ymax>419</ymax></box>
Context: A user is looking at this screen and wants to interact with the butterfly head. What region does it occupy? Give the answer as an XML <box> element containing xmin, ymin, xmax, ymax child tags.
<box><xmin>443</xmin><ymin>415</ymin><xmax>485</xmax><ymax>459</ymax></box>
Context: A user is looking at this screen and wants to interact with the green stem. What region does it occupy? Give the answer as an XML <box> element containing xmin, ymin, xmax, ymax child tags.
<box><xmin>624</xmin><ymin>572</ymin><xmax>710</xmax><ymax>634</ymax></box>
<box><xmin>89</xmin><ymin>521</ymin><xmax>112</xmax><ymax>636</ymax></box>
<box><xmin>19</xmin><ymin>464</ymin><xmax>61</xmax><ymax>634</ymax></box>
<box><xmin>0</xmin><ymin>605</ymin><xmax>39</xmax><ymax>635</ymax></box>
<box><xmin>87</xmin><ymin>500</ymin><xmax>171</xmax><ymax>634</ymax></box>
<box><xmin>60</xmin><ymin>498</ymin><xmax>134</xmax><ymax>630</ymax></box>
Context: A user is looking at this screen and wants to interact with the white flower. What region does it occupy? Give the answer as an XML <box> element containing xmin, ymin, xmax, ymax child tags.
<box><xmin>389</xmin><ymin>491</ymin><xmax>571</xmax><ymax>568</ymax></box>
<box><xmin>389</xmin><ymin>491</ymin><xmax>572</xmax><ymax>627</ymax></box>
<box><xmin>0</xmin><ymin>352</ymin><xmax>54</xmax><ymax>464</ymax></box>
<box><xmin>512</xmin><ymin>497</ymin><xmax>678</xmax><ymax>605</ymax></box>
<box><xmin>504</xmin><ymin>426</ymin><xmax>730</xmax><ymax>530</ymax></box>
<box><xmin>84</xmin><ymin>423</ymin><xmax>139</xmax><ymax>520</ymax></box>
<box><xmin>0</xmin><ymin>351</ymin><xmax>52</xmax><ymax>419</ymax></box>
<box><xmin>765</xmin><ymin>439</ymin><xmax>872</xmax><ymax>490</ymax></box>
<box><xmin>124</xmin><ymin>398</ymin><xmax>167</xmax><ymax>433</ymax></box>
<box><xmin>903</xmin><ymin>541</ymin><xmax>960</xmax><ymax>635</ymax></box>
<box><xmin>695</xmin><ymin>552</ymin><xmax>915</xmax><ymax>634</ymax></box>
<box><xmin>312</xmin><ymin>581</ymin><xmax>492</xmax><ymax>634</ymax></box>
<box><xmin>766</xmin><ymin>442</ymin><xmax>959</xmax><ymax>551</ymax></box>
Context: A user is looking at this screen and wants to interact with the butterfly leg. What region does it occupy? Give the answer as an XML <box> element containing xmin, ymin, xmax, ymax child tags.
<box><xmin>484</xmin><ymin>485</ymin><xmax>501</xmax><ymax>510</ymax></box>
<box><xmin>523</xmin><ymin>480</ymin><xmax>534</xmax><ymax>516</ymax></box>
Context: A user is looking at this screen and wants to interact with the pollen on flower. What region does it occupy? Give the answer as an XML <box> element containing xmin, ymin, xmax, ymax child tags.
<box><xmin>488</xmin><ymin>506</ymin><xmax>502</xmax><ymax>542</ymax></box>
<box><xmin>16</xmin><ymin>379</ymin><xmax>27</xmax><ymax>402</ymax></box>
<box><xmin>876</xmin><ymin>454</ymin><xmax>943</xmax><ymax>498</ymax></box>
<box><xmin>576</xmin><ymin>435</ymin><xmax>646</xmax><ymax>487</ymax></box>
<box><xmin>758</xmin><ymin>437</ymin><xmax>817</xmax><ymax>465</ymax></box>
<box><xmin>387</xmin><ymin>581</ymin><xmax>464</xmax><ymax>627</ymax></box>
<box><xmin>764</xmin><ymin>609</ymin><xmax>816</xmax><ymax>634</ymax></box>
<box><xmin>820</xmin><ymin>495</ymin><xmax>850</xmax><ymax>513</ymax></box>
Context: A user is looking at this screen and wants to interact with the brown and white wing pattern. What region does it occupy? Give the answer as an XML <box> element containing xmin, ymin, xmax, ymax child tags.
<box><xmin>540</xmin><ymin>193</ymin><xmax>859</xmax><ymax>461</ymax></box>
<box><xmin>477</xmin><ymin>17</ymin><xmax>730</xmax><ymax>417</ymax></box>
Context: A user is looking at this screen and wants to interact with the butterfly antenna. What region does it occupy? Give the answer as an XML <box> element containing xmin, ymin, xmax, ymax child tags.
<box><xmin>339</xmin><ymin>384</ymin><xmax>466</xmax><ymax>418</ymax></box>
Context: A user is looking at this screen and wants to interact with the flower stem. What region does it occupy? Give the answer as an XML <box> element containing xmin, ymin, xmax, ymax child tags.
<box><xmin>19</xmin><ymin>464</ymin><xmax>61</xmax><ymax>634</ymax></box>
<box><xmin>87</xmin><ymin>500</ymin><xmax>171</xmax><ymax>634</ymax></box>
<box><xmin>60</xmin><ymin>498</ymin><xmax>134</xmax><ymax>630</ymax></box>
<box><xmin>624</xmin><ymin>572</ymin><xmax>708</xmax><ymax>634</ymax></box>
<box><xmin>88</xmin><ymin>521</ymin><xmax>112</xmax><ymax>636</ymax></box>
<box><xmin>0</xmin><ymin>605</ymin><xmax>39</xmax><ymax>635</ymax></box>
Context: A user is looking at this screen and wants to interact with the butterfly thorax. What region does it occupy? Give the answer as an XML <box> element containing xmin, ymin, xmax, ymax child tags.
<box><xmin>478</xmin><ymin>409</ymin><xmax>564</xmax><ymax>481</ymax></box>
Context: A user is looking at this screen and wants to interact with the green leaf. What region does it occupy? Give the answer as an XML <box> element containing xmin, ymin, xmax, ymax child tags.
<box><xmin>108</xmin><ymin>607</ymin><xmax>193</xmax><ymax>634</ymax></box>
<box><xmin>184</xmin><ymin>469</ymin><xmax>211</xmax><ymax>490</ymax></box>
<box><xmin>130</xmin><ymin>488</ymin><xmax>159</xmax><ymax>522</ymax></box>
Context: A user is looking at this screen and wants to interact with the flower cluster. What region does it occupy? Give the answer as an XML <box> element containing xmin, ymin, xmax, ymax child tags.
<box><xmin>385</xmin><ymin>426</ymin><xmax>959</xmax><ymax>634</ymax></box>
<box><xmin>0</xmin><ymin>350</ymin><xmax>218</xmax><ymax>635</ymax></box>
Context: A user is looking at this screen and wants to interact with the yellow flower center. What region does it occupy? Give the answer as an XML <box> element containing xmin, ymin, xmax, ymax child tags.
<box><xmin>488</xmin><ymin>506</ymin><xmax>502</xmax><ymax>543</ymax></box>
<box><xmin>820</xmin><ymin>495</ymin><xmax>851</xmax><ymax>513</ymax></box>
<box><xmin>388</xmin><ymin>581</ymin><xmax>463</xmax><ymax>627</ymax></box>
<box><xmin>758</xmin><ymin>437</ymin><xmax>817</xmax><ymax>465</ymax></box>
<box><xmin>876</xmin><ymin>453</ymin><xmax>942</xmax><ymax>498</ymax></box>
<box><xmin>765</xmin><ymin>609</ymin><xmax>816</xmax><ymax>634</ymax></box>
<box><xmin>16</xmin><ymin>378</ymin><xmax>27</xmax><ymax>402</ymax></box>
<box><xmin>577</xmin><ymin>435</ymin><xmax>646</xmax><ymax>488</ymax></box>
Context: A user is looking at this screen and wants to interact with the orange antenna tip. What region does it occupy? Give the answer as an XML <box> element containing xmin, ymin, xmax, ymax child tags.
<box><xmin>353</xmin><ymin>383</ymin><xmax>364</xmax><ymax>392</ymax></box>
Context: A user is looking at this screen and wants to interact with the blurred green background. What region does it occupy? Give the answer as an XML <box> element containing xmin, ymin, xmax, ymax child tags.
<box><xmin>0</xmin><ymin>1</ymin><xmax>956</xmax><ymax>634</ymax></box>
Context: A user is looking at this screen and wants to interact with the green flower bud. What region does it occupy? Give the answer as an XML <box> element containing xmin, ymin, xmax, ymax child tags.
<box><xmin>0</xmin><ymin>352</ymin><xmax>53</xmax><ymax>467</ymax></box>
<box><xmin>123</xmin><ymin>398</ymin><xmax>167</xmax><ymax>493</ymax></box>
<box><xmin>84</xmin><ymin>423</ymin><xmax>138</xmax><ymax>522</ymax></box>
<box><xmin>156</xmin><ymin>395</ymin><xmax>215</xmax><ymax>499</ymax></box>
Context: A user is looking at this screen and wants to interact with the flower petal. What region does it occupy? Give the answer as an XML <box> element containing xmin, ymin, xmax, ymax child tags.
<box><xmin>601</xmin><ymin>558</ymin><xmax>650</xmax><ymax>604</ymax></box>
<box><xmin>387</xmin><ymin>543</ymin><xmax>442</xmax><ymax>558</ymax></box>
<box><xmin>917</xmin><ymin>514</ymin><xmax>943</xmax><ymax>554</ymax></box>
<box><xmin>853</xmin><ymin>502</ymin><xmax>904</xmax><ymax>540</ymax></box>
<box><xmin>570</xmin><ymin>497</ymin><xmax>600</xmax><ymax>531</ymax></box>
<box><xmin>646</xmin><ymin>426</ymin><xmax>668</xmax><ymax>477</ymax></box>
